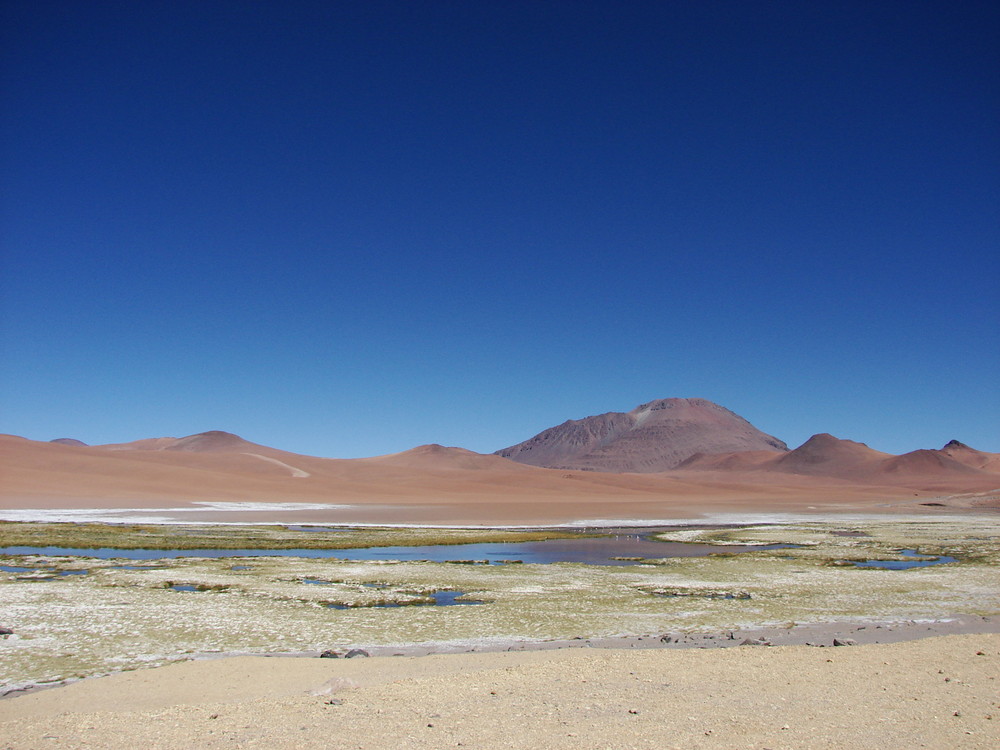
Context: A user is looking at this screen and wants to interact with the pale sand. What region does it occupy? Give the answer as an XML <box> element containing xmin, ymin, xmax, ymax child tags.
<box><xmin>1</xmin><ymin>634</ymin><xmax>997</xmax><ymax>749</ymax></box>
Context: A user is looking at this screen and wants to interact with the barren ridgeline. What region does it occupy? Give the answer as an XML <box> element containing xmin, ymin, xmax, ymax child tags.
<box><xmin>1</xmin><ymin>397</ymin><xmax>997</xmax><ymax>523</ymax></box>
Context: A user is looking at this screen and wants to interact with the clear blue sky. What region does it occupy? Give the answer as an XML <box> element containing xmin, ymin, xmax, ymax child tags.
<box><xmin>2</xmin><ymin>1</ymin><xmax>997</xmax><ymax>458</ymax></box>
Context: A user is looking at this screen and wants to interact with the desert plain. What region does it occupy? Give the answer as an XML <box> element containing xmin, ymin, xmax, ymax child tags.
<box><xmin>1</xmin><ymin>403</ymin><xmax>999</xmax><ymax>749</ymax></box>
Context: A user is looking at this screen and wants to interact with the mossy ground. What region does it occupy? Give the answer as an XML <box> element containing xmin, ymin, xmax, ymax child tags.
<box><xmin>1</xmin><ymin>517</ymin><xmax>998</xmax><ymax>690</ymax></box>
<box><xmin>0</xmin><ymin>521</ymin><xmax>582</xmax><ymax>551</ymax></box>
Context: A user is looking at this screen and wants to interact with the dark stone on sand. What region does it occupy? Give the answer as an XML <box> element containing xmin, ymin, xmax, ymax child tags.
<box><xmin>832</xmin><ymin>638</ymin><xmax>857</xmax><ymax>647</ymax></box>
<box><xmin>319</xmin><ymin>650</ymin><xmax>342</xmax><ymax>658</ymax></box>
<box><xmin>345</xmin><ymin>649</ymin><xmax>370</xmax><ymax>658</ymax></box>
<box><xmin>0</xmin><ymin>627</ymin><xmax>13</xmax><ymax>636</ymax></box>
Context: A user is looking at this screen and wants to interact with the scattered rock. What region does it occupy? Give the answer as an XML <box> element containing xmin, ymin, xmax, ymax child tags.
<box><xmin>345</xmin><ymin>648</ymin><xmax>370</xmax><ymax>658</ymax></box>
<box><xmin>319</xmin><ymin>650</ymin><xmax>342</xmax><ymax>658</ymax></box>
<box><xmin>739</xmin><ymin>638</ymin><xmax>771</xmax><ymax>647</ymax></box>
<box><xmin>832</xmin><ymin>638</ymin><xmax>857</xmax><ymax>647</ymax></box>
<box><xmin>0</xmin><ymin>627</ymin><xmax>14</xmax><ymax>636</ymax></box>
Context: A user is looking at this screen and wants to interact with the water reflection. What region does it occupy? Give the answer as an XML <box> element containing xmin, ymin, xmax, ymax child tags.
<box><xmin>0</xmin><ymin>529</ymin><xmax>797</xmax><ymax>566</ymax></box>
<box><xmin>849</xmin><ymin>549</ymin><xmax>957</xmax><ymax>570</ymax></box>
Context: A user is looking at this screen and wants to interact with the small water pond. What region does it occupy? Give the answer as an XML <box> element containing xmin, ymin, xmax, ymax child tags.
<box><xmin>327</xmin><ymin>590</ymin><xmax>485</xmax><ymax>608</ymax></box>
<box><xmin>0</xmin><ymin>564</ymin><xmax>88</xmax><ymax>578</ymax></box>
<box><xmin>846</xmin><ymin>549</ymin><xmax>958</xmax><ymax>570</ymax></box>
<box><xmin>0</xmin><ymin>530</ymin><xmax>797</xmax><ymax>566</ymax></box>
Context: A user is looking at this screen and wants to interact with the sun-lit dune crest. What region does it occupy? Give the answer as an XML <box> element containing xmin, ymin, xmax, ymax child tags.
<box><xmin>495</xmin><ymin>397</ymin><xmax>788</xmax><ymax>473</ymax></box>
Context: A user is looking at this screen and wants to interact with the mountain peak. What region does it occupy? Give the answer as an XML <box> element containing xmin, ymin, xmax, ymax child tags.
<box><xmin>165</xmin><ymin>431</ymin><xmax>256</xmax><ymax>452</ymax></box>
<box><xmin>496</xmin><ymin>398</ymin><xmax>787</xmax><ymax>472</ymax></box>
<box><xmin>771</xmin><ymin>433</ymin><xmax>888</xmax><ymax>474</ymax></box>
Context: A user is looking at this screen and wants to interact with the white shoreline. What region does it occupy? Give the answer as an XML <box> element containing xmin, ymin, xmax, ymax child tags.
<box><xmin>0</xmin><ymin>501</ymin><xmax>996</xmax><ymax>531</ymax></box>
<box><xmin>0</xmin><ymin>505</ymin><xmax>994</xmax><ymax>528</ymax></box>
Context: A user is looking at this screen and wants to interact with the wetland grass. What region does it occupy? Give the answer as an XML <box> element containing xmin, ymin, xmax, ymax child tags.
<box><xmin>1</xmin><ymin>517</ymin><xmax>997</xmax><ymax>692</ymax></box>
<box><xmin>0</xmin><ymin>521</ymin><xmax>588</xmax><ymax>552</ymax></box>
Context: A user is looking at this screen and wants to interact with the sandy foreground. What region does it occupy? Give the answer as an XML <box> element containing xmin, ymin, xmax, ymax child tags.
<box><xmin>2</xmin><ymin>514</ymin><xmax>999</xmax><ymax>748</ymax></box>
<box><xmin>0</xmin><ymin>633</ymin><xmax>997</xmax><ymax>749</ymax></box>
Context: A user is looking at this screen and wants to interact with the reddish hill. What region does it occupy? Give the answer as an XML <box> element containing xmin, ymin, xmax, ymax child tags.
<box><xmin>2</xmin><ymin>429</ymin><xmax>996</xmax><ymax>522</ymax></box>
<box><xmin>98</xmin><ymin>431</ymin><xmax>267</xmax><ymax>453</ymax></box>
<box><xmin>361</xmin><ymin>444</ymin><xmax>535</xmax><ymax>472</ymax></box>
<box><xmin>768</xmin><ymin>433</ymin><xmax>889</xmax><ymax>477</ymax></box>
<box><xmin>677</xmin><ymin>450</ymin><xmax>782</xmax><ymax>471</ymax></box>
<box><xmin>496</xmin><ymin>398</ymin><xmax>787</xmax><ymax>472</ymax></box>
<box><xmin>881</xmin><ymin>449</ymin><xmax>983</xmax><ymax>477</ymax></box>
<box><xmin>939</xmin><ymin>440</ymin><xmax>1000</xmax><ymax>473</ymax></box>
<box><xmin>676</xmin><ymin>433</ymin><xmax>999</xmax><ymax>496</ymax></box>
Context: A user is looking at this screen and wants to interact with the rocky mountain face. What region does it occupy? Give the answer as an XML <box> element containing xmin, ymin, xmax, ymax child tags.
<box><xmin>495</xmin><ymin>398</ymin><xmax>788</xmax><ymax>472</ymax></box>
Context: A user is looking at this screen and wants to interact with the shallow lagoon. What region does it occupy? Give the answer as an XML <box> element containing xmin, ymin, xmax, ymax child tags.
<box><xmin>0</xmin><ymin>529</ymin><xmax>796</xmax><ymax>565</ymax></box>
<box><xmin>2</xmin><ymin>517</ymin><xmax>998</xmax><ymax>692</ymax></box>
<box><xmin>850</xmin><ymin>549</ymin><xmax>958</xmax><ymax>569</ymax></box>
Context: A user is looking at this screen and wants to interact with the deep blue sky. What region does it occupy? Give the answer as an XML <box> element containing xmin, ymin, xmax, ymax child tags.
<box><xmin>2</xmin><ymin>1</ymin><xmax>998</xmax><ymax>457</ymax></box>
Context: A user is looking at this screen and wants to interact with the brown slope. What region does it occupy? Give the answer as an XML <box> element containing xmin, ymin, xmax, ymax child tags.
<box><xmin>3</xmin><ymin>429</ymin><xmax>995</xmax><ymax>523</ymax></box>
<box><xmin>674</xmin><ymin>433</ymin><xmax>1000</xmax><ymax>496</ymax></box>
<box><xmin>495</xmin><ymin>398</ymin><xmax>787</xmax><ymax>472</ymax></box>
<box><xmin>98</xmin><ymin>431</ymin><xmax>268</xmax><ymax>453</ymax></box>
<box><xmin>939</xmin><ymin>440</ymin><xmax>1000</xmax><ymax>473</ymax></box>
<box><xmin>676</xmin><ymin>450</ymin><xmax>782</xmax><ymax>471</ymax></box>
<box><xmin>767</xmin><ymin>433</ymin><xmax>889</xmax><ymax>477</ymax></box>
<box><xmin>880</xmin><ymin>449</ymin><xmax>985</xmax><ymax>477</ymax></box>
<box><xmin>359</xmin><ymin>444</ymin><xmax>536</xmax><ymax>472</ymax></box>
<box><xmin>0</xmin><ymin>433</ymin><xmax>698</xmax><ymax>507</ymax></box>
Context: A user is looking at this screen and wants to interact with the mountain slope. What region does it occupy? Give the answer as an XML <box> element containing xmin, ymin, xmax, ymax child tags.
<box><xmin>677</xmin><ymin>433</ymin><xmax>1000</xmax><ymax>494</ymax></box>
<box><xmin>98</xmin><ymin>431</ymin><xmax>268</xmax><ymax>453</ymax></box>
<box><xmin>939</xmin><ymin>440</ymin><xmax>1000</xmax><ymax>473</ymax></box>
<box><xmin>768</xmin><ymin>433</ymin><xmax>890</xmax><ymax>476</ymax></box>
<box><xmin>495</xmin><ymin>398</ymin><xmax>787</xmax><ymax>472</ymax></box>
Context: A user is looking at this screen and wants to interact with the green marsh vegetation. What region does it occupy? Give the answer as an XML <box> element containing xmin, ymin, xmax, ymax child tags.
<box><xmin>0</xmin><ymin>521</ymin><xmax>585</xmax><ymax>551</ymax></box>
<box><xmin>1</xmin><ymin>517</ymin><xmax>998</xmax><ymax>691</ymax></box>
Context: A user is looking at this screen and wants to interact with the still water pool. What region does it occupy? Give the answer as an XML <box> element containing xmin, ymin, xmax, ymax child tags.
<box><xmin>0</xmin><ymin>529</ymin><xmax>796</xmax><ymax>566</ymax></box>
